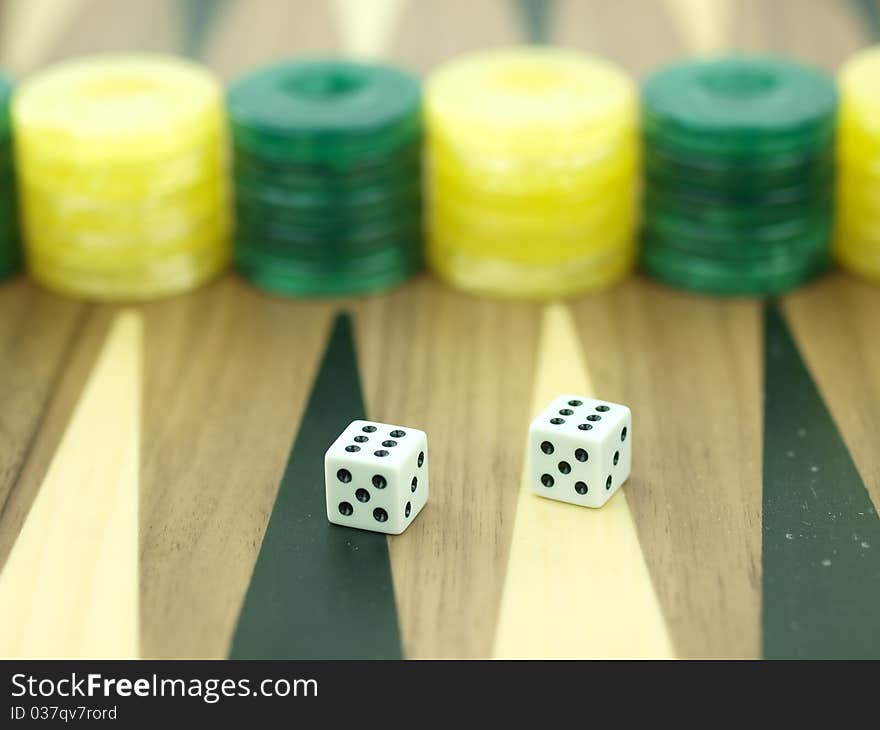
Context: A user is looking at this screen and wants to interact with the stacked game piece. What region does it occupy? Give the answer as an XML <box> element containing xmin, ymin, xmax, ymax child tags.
<box><xmin>228</xmin><ymin>60</ymin><xmax>423</xmax><ymax>296</ymax></box>
<box><xmin>836</xmin><ymin>47</ymin><xmax>880</xmax><ymax>283</ymax></box>
<box><xmin>12</xmin><ymin>55</ymin><xmax>229</xmax><ymax>301</ymax></box>
<box><xmin>0</xmin><ymin>72</ymin><xmax>20</xmax><ymax>280</ymax></box>
<box><xmin>425</xmin><ymin>47</ymin><xmax>639</xmax><ymax>299</ymax></box>
<box><xmin>641</xmin><ymin>57</ymin><xmax>837</xmax><ymax>295</ymax></box>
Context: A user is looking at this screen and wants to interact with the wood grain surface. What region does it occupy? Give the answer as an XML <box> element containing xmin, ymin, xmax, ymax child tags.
<box><xmin>356</xmin><ymin>278</ymin><xmax>541</xmax><ymax>658</ymax></box>
<box><xmin>784</xmin><ymin>274</ymin><xmax>880</xmax><ymax>511</ymax></box>
<box><xmin>0</xmin><ymin>310</ymin><xmax>141</xmax><ymax>658</ymax></box>
<box><xmin>0</xmin><ymin>284</ymin><xmax>94</xmax><ymax>570</ymax></box>
<box><xmin>137</xmin><ymin>279</ymin><xmax>336</xmax><ymax>658</ymax></box>
<box><xmin>572</xmin><ymin>278</ymin><xmax>763</xmax><ymax>658</ymax></box>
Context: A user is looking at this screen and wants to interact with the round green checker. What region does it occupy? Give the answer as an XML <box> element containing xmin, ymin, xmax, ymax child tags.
<box><xmin>0</xmin><ymin>181</ymin><xmax>18</xmax><ymax>209</ymax></box>
<box><xmin>642</xmin><ymin>213</ymin><xmax>832</xmax><ymax>259</ymax></box>
<box><xmin>0</xmin><ymin>229</ymin><xmax>21</xmax><ymax>279</ymax></box>
<box><xmin>234</xmin><ymin>169</ymin><xmax>421</xmax><ymax>216</ymax></box>
<box><xmin>227</xmin><ymin>59</ymin><xmax>421</xmax><ymax>165</ymax></box>
<box><xmin>0</xmin><ymin>215</ymin><xmax>20</xmax><ymax>243</ymax></box>
<box><xmin>645</xmin><ymin>137</ymin><xmax>834</xmax><ymax>176</ymax></box>
<box><xmin>644</xmin><ymin>173</ymin><xmax>832</xmax><ymax>212</ymax></box>
<box><xmin>233</xmin><ymin>196</ymin><xmax>421</xmax><ymax>246</ymax></box>
<box><xmin>234</xmin><ymin>240</ymin><xmax>423</xmax><ymax>297</ymax></box>
<box><xmin>232</xmin><ymin>171</ymin><xmax>421</xmax><ymax>217</ymax></box>
<box><xmin>642</xmin><ymin>57</ymin><xmax>836</xmax><ymax>159</ymax></box>
<box><xmin>235</xmin><ymin>229</ymin><xmax>422</xmax><ymax>269</ymax></box>
<box><xmin>641</xmin><ymin>233</ymin><xmax>829</xmax><ymax>295</ymax></box>
<box><xmin>643</xmin><ymin>145</ymin><xmax>834</xmax><ymax>195</ymax></box>
<box><xmin>229</xmin><ymin>59</ymin><xmax>424</xmax><ymax>297</ymax></box>
<box><xmin>234</xmin><ymin>211</ymin><xmax>422</xmax><ymax>255</ymax></box>
<box><xmin>0</xmin><ymin>70</ymin><xmax>17</xmax><ymax>278</ymax></box>
<box><xmin>643</xmin><ymin>112</ymin><xmax>834</xmax><ymax>160</ymax></box>
<box><xmin>237</xmin><ymin>229</ymin><xmax>421</xmax><ymax>268</ymax></box>
<box><xmin>643</xmin><ymin>186</ymin><xmax>833</xmax><ymax>229</ymax></box>
<box><xmin>0</xmin><ymin>72</ymin><xmax>11</xmax><ymax>139</ymax></box>
<box><xmin>233</xmin><ymin>142</ymin><xmax>421</xmax><ymax>191</ymax></box>
<box><xmin>0</xmin><ymin>137</ymin><xmax>14</xmax><ymax>165</ymax></box>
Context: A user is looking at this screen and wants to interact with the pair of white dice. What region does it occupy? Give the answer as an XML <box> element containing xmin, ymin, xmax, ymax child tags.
<box><xmin>325</xmin><ymin>395</ymin><xmax>631</xmax><ymax>533</ymax></box>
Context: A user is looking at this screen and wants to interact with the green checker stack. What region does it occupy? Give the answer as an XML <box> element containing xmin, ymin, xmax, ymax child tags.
<box><xmin>0</xmin><ymin>72</ymin><xmax>20</xmax><ymax>280</ymax></box>
<box><xmin>228</xmin><ymin>59</ymin><xmax>423</xmax><ymax>296</ymax></box>
<box><xmin>641</xmin><ymin>56</ymin><xmax>837</xmax><ymax>296</ymax></box>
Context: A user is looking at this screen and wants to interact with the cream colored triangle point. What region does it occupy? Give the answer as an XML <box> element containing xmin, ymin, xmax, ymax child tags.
<box><xmin>332</xmin><ymin>0</ymin><xmax>408</xmax><ymax>59</ymax></box>
<box><xmin>0</xmin><ymin>311</ymin><xmax>141</xmax><ymax>658</ymax></box>
<box><xmin>0</xmin><ymin>0</ymin><xmax>91</xmax><ymax>73</ymax></box>
<box><xmin>661</xmin><ymin>0</ymin><xmax>732</xmax><ymax>54</ymax></box>
<box><xmin>492</xmin><ymin>303</ymin><xmax>675</xmax><ymax>658</ymax></box>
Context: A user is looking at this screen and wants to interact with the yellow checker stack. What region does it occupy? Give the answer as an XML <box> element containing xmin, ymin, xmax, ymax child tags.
<box><xmin>425</xmin><ymin>47</ymin><xmax>639</xmax><ymax>299</ymax></box>
<box><xmin>836</xmin><ymin>46</ymin><xmax>880</xmax><ymax>283</ymax></box>
<box><xmin>13</xmin><ymin>54</ymin><xmax>229</xmax><ymax>301</ymax></box>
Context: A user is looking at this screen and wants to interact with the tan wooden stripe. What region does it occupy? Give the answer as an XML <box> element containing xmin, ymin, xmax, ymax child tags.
<box><xmin>0</xmin><ymin>0</ymin><xmax>92</xmax><ymax>72</ymax></box>
<box><xmin>493</xmin><ymin>303</ymin><xmax>674</xmax><ymax>658</ymax></box>
<box><xmin>0</xmin><ymin>283</ymin><xmax>89</xmax><ymax>573</ymax></box>
<box><xmin>0</xmin><ymin>310</ymin><xmax>141</xmax><ymax>658</ymax></box>
<box><xmin>332</xmin><ymin>0</ymin><xmax>408</xmax><ymax>58</ymax></box>
<box><xmin>661</xmin><ymin>0</ymin><xmax>733</xmax><ymax>54</ymax></box>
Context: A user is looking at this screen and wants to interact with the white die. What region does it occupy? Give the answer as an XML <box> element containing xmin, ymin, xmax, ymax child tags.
<box><xmin>325</xmin><ymin>419</ymin><xmax>429</xmax><ymax>534</ymax></box>
<box><xmin>528</xmin><ymin>394</ymin><xmax>631</xmax><ymax>508</ymax></box>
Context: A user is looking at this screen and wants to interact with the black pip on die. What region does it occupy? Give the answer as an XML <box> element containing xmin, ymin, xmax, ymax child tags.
<box><xmin>325</xmin><ymin>420</ymin><xmax>429</xmax><ymax>534</ymax></box>
<box><xmin>528</xmin><ymin>395</ymin><xmax>631</xmax><ymax>508</ymax></box>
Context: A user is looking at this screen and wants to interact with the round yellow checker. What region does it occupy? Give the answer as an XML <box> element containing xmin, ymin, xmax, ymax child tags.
<box><xmin>835</xmin><ymin>46</ymin><xmax>880</xmax><ymax>285</ymax></box>
<box><xmin>13</xmin><ymin>54</ymin><xmax>223</xmax><ymax>160</ymax></box>
<box><xmin>29</xmin><ymin>235</ymin><xmax>228</xmax><ymax>302</ymax></box>
<box><xmin>429</xmin><ymin>135</ymin><xmax>639</xmax><ymax>202</ymax></box>
<box><xmin>18</xmin><ymin>142</ymin><xmax>226</xmax><ymax>201</ymax></box>
<box><xmin>426</xmin><ymin>47</ymin><xmax>637</xmax><ymax>154</ymax></box>
<box><xmin>13</xmin><ymin>54</ymin><xmax>229</xmax><ymax>301</ymax></box>
<box><xmin>425</xmin><ymin>46</ymin><xmax>638</xmax><ymax>299</ymax></box>
<box><xmin>429</xmin><ymin>233</ymin><xmax>635</xmax><ymax>300</ymax></box>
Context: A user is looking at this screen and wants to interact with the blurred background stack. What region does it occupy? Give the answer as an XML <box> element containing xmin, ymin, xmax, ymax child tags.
<box><xmin>425</xmin><ymin>47</ymin><xmax>639</xmax><ymax>299</ymax></box>
<box><xmin>641</xmin><ymin>57</ymin><xmax>837</xmax><ymax>296</ymax></box>
<box><xmin>836</xmin><ymin>46</ymin><xmax>880</xmax><ymax>284</ymax></box>
<box><xmin>0</xmin><ymin>72</ymin><xmax>19</xmax><ymax>280</ymax></box>
<box><xmin>12</xmin><ymin>54</ymin><xmax>229</xmax><ymax>301</ymax></box>
<box><xmin>228</xmin><ymin>59</ymin><xmax>423</xmax><ymax>297</ymax></box>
